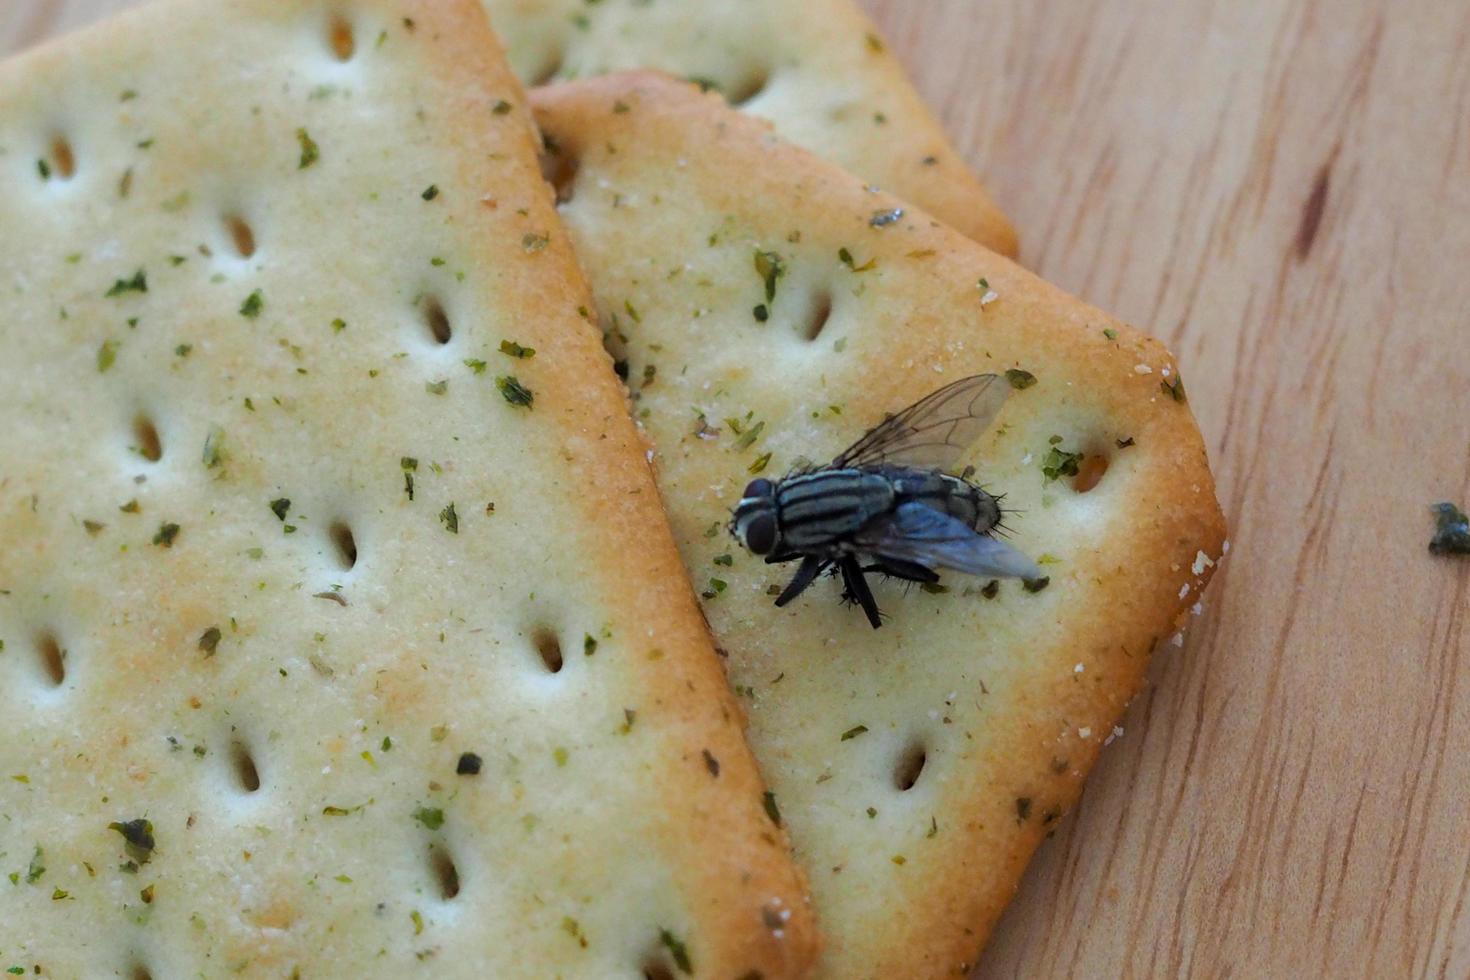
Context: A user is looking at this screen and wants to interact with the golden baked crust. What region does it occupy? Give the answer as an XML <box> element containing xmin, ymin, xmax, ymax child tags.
<box><xmin>532</xmin><ymin>72</ymin><xmax>1226</xmax><ymax>978</ymax></box>
<box><xmin>0</xmin><ymin>9</ymin><xmax>814</xmax><ymax>978</ymax></box>
<box><xmin>483</xmin><ymin>0</ymin><xmax>1017</xmax><ymax>255</ymax></box>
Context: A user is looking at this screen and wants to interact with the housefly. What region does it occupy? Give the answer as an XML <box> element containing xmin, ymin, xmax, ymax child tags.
<box><xmin>731</xmin><ymin>374</ymin><xmax>1040</xmax><ymax>628</ymax></box>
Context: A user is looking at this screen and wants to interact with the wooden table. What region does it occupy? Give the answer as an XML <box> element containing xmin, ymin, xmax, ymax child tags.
<box><xmin>6</xmin><ymin>2</ymin><xmax>1469</xmax><ymax>976</ymax></box>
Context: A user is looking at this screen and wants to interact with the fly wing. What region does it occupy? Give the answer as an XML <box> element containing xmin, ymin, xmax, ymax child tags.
<box><xmin>855</xmin><ymin>501</ymin><xmax>1041</xmax><ymax>579</ymax></box>
<box><xmin>832</xmin><ymin>374</ymin><xmax>1009</xmax><ymax>471</ymax></box>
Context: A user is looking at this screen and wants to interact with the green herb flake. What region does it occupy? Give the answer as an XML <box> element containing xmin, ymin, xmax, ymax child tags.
<box><xmin>498</xmin><ymin>339</ymin><xmax>535</xmax><ymax>359</ymax></box>
<box><xmin>97</xmin><ymin>339</ymin><xmax>119</xmax><ymax>373</ymax></box>
<box><xmin>25</xmin><ymin>846</ymin><xmax>45</xmax><ymax>883</ymax></box>
<box><xmin>981</xmin><ymin>579</ymin><xmax>1000</xmax><ymax>599</ymax></box>
<box><xmin>867</xmin><ymin>806</ymin><xmax>877</xmax><ymax>818</ymax></box>
<box><xmin>753</xmin><ymin>250</ymin><xmax>785</xmax><ymax>304</ymax></box>
<box><xmin>1161</xmin><ymin>374</ymin><xmax>1187</xmax><ymax>402</ymax></box>
<box><xmin>322</xmin><ymin>804</ymin><xmax>364</xmax><ymax>816</ymax></box>
<box><xmin>838</xmin><ymin>246</ymin><xmax>877</xmax><ymax>272</ymax></box>
<box><xmin>198</xmin><ymin>626</ymin><xmax>221</xmax><ymax>656</ymax></box>
<box><xmin>152</xmin><ymin>522</ymin><xmax>180</xmax><ymax>547</ymax></box>
<box><xmin>421</xmin><ymin>184</ymin><xmax>440</xmax><ymax>201</ymax></box>
<box><xmin>174</xmin><ymin>343</ymin><xmax>192</xmax><ymax>358</ymax></box>
<box><xmin>496</xmin><ymin>375</ymin><xmax>534</xmax><ymax>408</ymax></box>
<box><xmin>105</xmin><ymin>268</ymin><xmax>147</xmax><ymax>297</ymax></box>
<box><xmin>439</xmin><ymin>502</ymin><xmax>459</xmax><ymax>534</ymax></box>
<box><xmin>8</xmin><ymin>965</ymin><xmax>24</xmax><ymax>974</ymax></box>
<box><xmin>239</xmin><ymin>289</ymin><xmax>264</xmax><ymax>318</ymax></box>
<box><xmin>892</xmin><ymin>854</ymin><xmax>907</xmax><ymax>865</ymax></box>
<box><xmin>1023</xmin><ymin>576</ymin><xmax>1051</xmax><ymax>593</ymax></box>
<box><xmin>762</xmin><ymin>790</ymin><xmax>782</xmax><ymax>827</ymax></box>
<box><xmin>1016</xmin><ymin>797</ymin><xmax>1033</xmax><ymax>821</ymax></box>
<box><xmin>463</xmin><ymin>358</ymin><xmax>487</xmax><ymax>375</ymax></box>
<box><xmin>747</xmin><ymin>452</ymin><xmax>772</xmax><ymax>474</ymax></box>
<box><xmin>869</xmin><ymin>207</ymin><xmax>904</xmax><ymax>228</ymax></box>
<box><xmin>1005</xmin><ymin>368</ymin><xmax>1037</xmax><ymax>390</ymax></box>
<box><xmin>753</xmin><ymin>304</ymin><xmax>769</xmax><ymax>322</ymax></box>
<box><xmin>583</xmin><ymin>634</ymin><xmax>598</xmax><ymax>656</ymax></box>
<box><xmin>425</xmin><ymin>379</ymin><xmax>448</xmax><ymax>395</ymax></box>
<box><xmin>733</xmin><ymin>420</ymin><xmax>765</xmax><ymax>452</ymax></box>
<box><xmin>108</xmin><ymin>818</ymin><xmax>156</xmax><ymax>862</ymax></box>
<box><xmin>659</xmin><ymin>929</ymin><xmax>694</xmax><ymax>975</ymax></box>
<box><xmin>712</xmin><ymin>553</ymin><xmax>733</xmax><ymax>567</ymax></box>
<box><xmin>1429</xmin><ymin>502</ymin><xmax>1470</xmax><ymax>556</ymax></box>
<box><xmin>865</xmin><ymin>31</ymin><xmax>885</xmax><ymax>52</ymax></box>
<box><xmin>840</xmin><ymin>725</ymin><xmax>868</xmax><ymax>741</ymax></box>
<box><xmin>456</xmin><ymin>752</ymin><xmax>482</xmax><ymax>775</ymax></box>
<box><xmin>522</xmin><ymin>232</ymin><xmax>550</xmax><ymax>252</ymax></box>
<box><xmin>51</xmin><ymin>887</ymin><xmax>70</xmax><ymax>901</ymax></box>
<box><xmin>1103</xmin><ymin>327</ymin><xmax>1118</xmax><ymax>340</ymax></box>
<box><xmin>37</xmin><ymin>158</ymin><xmax>51</xmax><ymax>179</ymax></box>
<box><xmin>927</xmin><ymin>817</ymin><xmax>939</xmax><ymax>838</ymax></box>
<box><xmin>412</xmin><ymin>806</ymin><xmax>445</xmax><ymax>831</ymax></box>
<box><xmin>202</xmin><ymin>425</ymin><xmax>226</xmax><ymax>468</ymax></box>
<box><xmin>82</xmin><ymin>519</ymin><xmax>105</xmax><ymax>536</ymax></box>
<box><xmin>701</xmin><ymin>578</ymin><xmax>727</xmax><ymax>599</ymax></box>
<box><xmin>410</xmin><ymin>909</ymin><xmax>425</xmax><ymax>935</ymax></box>
<box><xmin>492</xmin><ymin>99</ymin><xmax>513</xmax><ymax>115</ymax></box>
<box><xmin>296</xmin><ymin>128</ymin><xmax>320</xmax><ymax>169</ymax></box>
<box><xmin>1041</xmin><ymin>444</ymin><xmax>1084</xmax><ymax>483</ymax></box>
<box><xmin>269</xmin><ymin>498</ymin><xmax>291</xmax><ymax>521</ymax></box>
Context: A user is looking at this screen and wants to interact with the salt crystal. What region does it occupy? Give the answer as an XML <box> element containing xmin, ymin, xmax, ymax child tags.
<box><xmin>1078</xmin><ymin>727</ymin><xmax>1092</xmax><ymax>739</ymax></box>
<box><xmin>1074</xmin><ymin>663</ymin><xmax>1085</xmax><ymax>674</ymax></box>
<box><xmin>1178</xmin><ymin>583</ymin><xmax>1190</xmax><ymax>599</ymax></box>
<box><xmin>1134</xmin><ymin>363</ymin><xmax>1153</xmax><ymax>375</ymax></box>
<box><xmin>1191</xmin><ymin>550</ymin><xmax>1214</xmax><ymax>575</ymax></box>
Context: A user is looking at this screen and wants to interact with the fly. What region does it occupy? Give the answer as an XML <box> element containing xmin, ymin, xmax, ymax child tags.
<box><xmin>730</xmin><ymin>374</ymin><xmax>1040</xmax><ymax>628</ymax></box>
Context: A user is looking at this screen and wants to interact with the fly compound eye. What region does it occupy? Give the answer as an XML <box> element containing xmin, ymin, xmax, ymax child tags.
<box><xmin>743</xmin><ymin>478</ymin><xmax>774</xmax><ymax>499</ymax></box>
<box><xmin>744</xmin><ymin>513</ymin><xmax>777</xmax><ymax>555</ymax></box>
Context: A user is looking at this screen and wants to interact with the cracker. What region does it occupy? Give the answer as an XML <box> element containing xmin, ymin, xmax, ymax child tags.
<box><xmin>532</xmin><ymin>73</ymin><xmax>1227</xmax><ymax>978</ymax></box>
<box><xmin>483</xmin><ymin>0</ymin><xmax>1017</xmax><ymax>255</ymax></box>
<box><xmin>0</xmin><ymin>9</ymin><xmax>816</xmax><ymax>978</ymax></box>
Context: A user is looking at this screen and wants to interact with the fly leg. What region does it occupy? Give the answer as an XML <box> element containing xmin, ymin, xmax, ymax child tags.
<box><xmin>774</xmin><ymin>556</ymin><xmax>831</xmax><ymax>607</ymax></box>
<box><xmin>839</xmin><ymin>556</ymin><xmax>883</xmax><ymax>629</ymax></box>
<box><xmin>862</xmin><ymin>557</ymin><xmax>939</xmax><ymax>585</ymax></box>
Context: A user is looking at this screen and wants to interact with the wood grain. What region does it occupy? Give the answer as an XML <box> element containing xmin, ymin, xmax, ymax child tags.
<box><xmin>6</xmin><ymin>1</ymin><xmax>1470</xmax><ymax>976</ymax></box>
<box><xmin>860</xmin><ymin>0</ymin><xmax>1470</xmax><ymax>976</ymax></box>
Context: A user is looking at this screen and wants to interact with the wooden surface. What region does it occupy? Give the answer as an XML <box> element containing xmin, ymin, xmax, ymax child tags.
<box><xmin>5</xmin><ymin>1</ymin><xmax>1470</xmax><ymax>976</ymax></box>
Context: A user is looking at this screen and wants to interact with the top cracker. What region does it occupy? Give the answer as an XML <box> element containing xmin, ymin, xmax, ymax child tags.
<box><xmin>485</xmin><ymin>0</ymin><xmax>1018</xmax><ymax>255</ymax></box>
<box><xmin>0</xmin><ymin>4</ymin><xmax>815</xmax><ymax>977</ymax></box>
<box><xmin>533</xmin><ymin>73</ymin><xmax>1227</xmax><ymax>978</ymax></box>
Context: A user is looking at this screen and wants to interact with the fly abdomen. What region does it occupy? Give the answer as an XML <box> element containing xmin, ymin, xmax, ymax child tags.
<box><xmin>887</xmin><ymin>470</ymin><xmax>1002</xmax><ymax>534</ymax></box>
<box><xmin>777</xmin><ymin>469</ymin><xmax>894</xmax><ymax>552</ymax></box>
